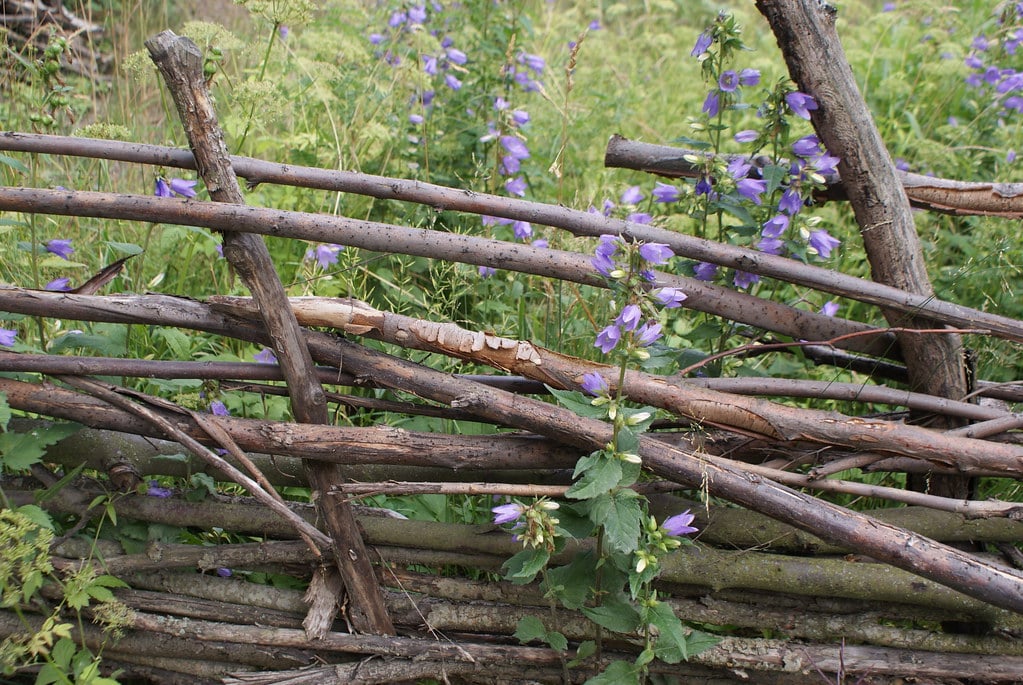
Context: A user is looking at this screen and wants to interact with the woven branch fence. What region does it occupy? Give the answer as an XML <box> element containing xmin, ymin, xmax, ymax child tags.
<box><xmin>1</xmin><ymin>2</ymin><xmax>1023</xmax><ymax>683</ymax></box>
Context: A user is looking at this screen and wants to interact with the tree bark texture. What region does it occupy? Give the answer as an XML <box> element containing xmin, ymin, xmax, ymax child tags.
<box><xmin>755</xmin><ymin>1</ymin><xmax>971</xmax><ymax>498</ymax></box>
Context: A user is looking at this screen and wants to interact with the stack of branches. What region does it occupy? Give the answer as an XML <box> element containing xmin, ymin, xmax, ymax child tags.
<box><xmin>1</xmin><ymin>3</ymin><xmax>1023</xmax><ymax>683</ymax></box>
<box><xmin>0</xmin><ymin>0</ymin><xmax>111</xmax><ymax>78</ymax></box>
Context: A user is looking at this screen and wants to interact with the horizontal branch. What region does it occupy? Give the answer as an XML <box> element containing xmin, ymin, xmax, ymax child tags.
<box><xmin>604</xmin><ymin>133</ymin><xmax>1023</xmax><ymax>219</ymax></box>
<box><xmin>0</xmin><ymin>187</ymin><xmax>895</xmax><ymax>357</ymax></box>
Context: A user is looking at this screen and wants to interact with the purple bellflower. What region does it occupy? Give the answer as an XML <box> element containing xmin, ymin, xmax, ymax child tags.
<box><xmin>0</xmin><ymin>329</ymin><xmax>16</xmax><ymax>347</ymax></box>
<box><xmin>492</xmin><ymin>502</ymin><xmax>525</xmax><ymax>525</ymax></box>
<box><xmin>808</xmin><ymin>229</ymin><xmax>841</xmax><ymax>258</ymax></box>
<box><xmin>652</xmin><ymin>182</ymin><xmax>680</xmax><ymax>203</ymax></box>
<box><xmin>45</xmin><ymin>239</ymin><xmax>74</xmax><ymax>260</ymax></box>
<box><xmin>638</xmin><ymin>242</ymin><xmax>674</xmax><ymax>265</ymax></box>
<box><xmin>663</xmin><ymin>510</ymin><xmax>698</xmax><ymax>537</ymax></box>
<box><xmin>785</xmin><ymin>91</ymin><xmax>819</xmax><ymax>120</ymax></box>
<box><xmin>580</xmin><ymin>371</ymin><xmax>609</xmax><ymax>396</ymax></box>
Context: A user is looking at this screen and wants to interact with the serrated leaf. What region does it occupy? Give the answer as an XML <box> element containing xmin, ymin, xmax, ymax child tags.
<box><xmin>93</xmin><ymin>574</ymin><xmax>128</xmax><ymax>589</ymax></box>
<box><xmin>16</xmin><ymin>504</ymin><xmax>54</xmax><ymax>531</ymax></box>
<box><xmin>0</xmin><ymin>423</ymin><xmax>81</xmax><ymax>471</ymax></box>
<box><xmin>647</xmin><ymin>601</ymin><xmax>689</xmax><ymax>663</ymax></box>
<box><xmin>589</xmin><ymin>490</ymin><xmax>643</xmax><ymax>554</ymax></box>
<box><xmin>50</xmin><ymin>637</ymin><xmax>75</xmax><ymax>669</ymax></box>
<box><xmin>514</xmin><ymin>615</ymin><xmax>547</xmax><ymax>643</ymax></box>
<box><xmin>35</xmin><ymin>662</ymin><xmax>64</xmax><ymax>685</ymax></box>
<box><xmin>583</xmin><ymin>659</ymin><xmax>641</xmax><ymax>685</ymax></box>
<box><xmin>566</xmin><ymin>456</ymin><xmax>621</xmax><ymax>500</ymax></box>
<box><xmin>581</xmin><ymin>594</ymin><xmax>641</xmax><ymax>634</ymax></box>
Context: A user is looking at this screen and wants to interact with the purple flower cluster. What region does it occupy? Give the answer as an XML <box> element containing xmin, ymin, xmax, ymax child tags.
<box><xmin>479</xmin><ymin>60</ymin><xmax>542</xmax><ymax>243</ymax></box>
<box><xmin>369</xmin><ymin>4</ymin><xmax>468</xmax><ymax>127</ymax></box>
<box><xmin>0</xmin><ymin>328</ymin><xmax>16</xmax><ymax>347</ymax></box>
<box><xmin>591</xmin><ymin>236</ymin><xmax>686</xmax><ymax>355</ymax></box>
<box><xmin>738</xmin><ymin>133</ymin><xmax>842</xmax><ymax>267</ymax></box>
<box><xmin>961</xmin><ymin>7</ymin><xmax>1023</xmax><ymax>116</ymax></box>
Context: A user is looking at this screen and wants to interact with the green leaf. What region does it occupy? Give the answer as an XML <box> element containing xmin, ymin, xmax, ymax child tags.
<box><xmin>0</xmin><ymin>393</ymin><xmax>10</xmax><ymax>431</ymax></box>
<box><xmin>16</xmin><ymin>504</ymin><xmax>54</xmax><ymax>531</ymax></box>
<box><xmin>35</xmin><ymin>462</ymin><xmax>86</xmax><ymax>503</ymax></box>
<box><xmin>583</xmin><ymin>659</ymin><xmax>641</xmax><ymax>685</ymax></box>
<box><xmin>544</xmin><ymin>550</ymin><xmax>598</xmax><ymax>609</ymax></box>
<box><xmin>0</xmin><ymin>154</ymin><xmax>29</xmax><ymax>173</ymax></box>
<box><xmin>647</xmin><ymin>601</ymin><xmax>689</xmax><ymax>663</ymax></box>
<box><xmin>103</xmin><ymin>240</ymin><xmax>144</xmax><ymax>256</ymax></box>
<box><xmin>92</xmin><ymin>574</ymin><xmax>128</xmax><ymax>589</ymax></box>
<box><xmin>566</xmin><ymin>456</ymin><xmax>621</xmax><ymax>500</ymax></box>
<box><xmin>685</xmin><ymin>628</ymin><xmax>722</xmax><ymax>658</ymax></box>
<box><xmin>589</xmin><ymin>490</ymin><xmax>643</xmax><ymax>555</ymax></box>
<box><xmin>568</xmin><ymin>640</ymin><xmax>597</xmax><ymax>667</ymax></box>
<box><xmin>546</xmin><ymin>630</ymin><xmax>568</xmax><ymax>651</ymax></box>
<box><xmin>50</xmin><ymin>637</ymin><xmax>76</xmax><ymax>668</ymax></box>
<box><xmin>513</xmin><ymin>615</ymin><xmax>547</xmax><ymax>643</ymax></box>
<box><xmin>34</xmin><ymin>663</ymin><xmax>64</xmax><ymax>685</ymax></box>
<box><xmin>0</xmin><ymin>423</ymin><xmax>81</xmax><ymax>471</ymax></box>
<box><xmin>581</xmin><ymin>594</ymin><xmax>641</xmax><ymax>635</ymax></box>
<box><xmin>502</xmin><ymin>548</ymin><xmax>550</xmax><ymax>584</ymax></box>
<box><xmin>545</xmin><ymin>385</ymin><xmax>608</xmax><ymax>419</ymax></box>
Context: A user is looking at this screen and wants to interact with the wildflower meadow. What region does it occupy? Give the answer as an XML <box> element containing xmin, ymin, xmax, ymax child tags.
<box><xmin>2</xmin><ymin>1</ymin><xmax>1023</xmax><ymax>683</ymax></box>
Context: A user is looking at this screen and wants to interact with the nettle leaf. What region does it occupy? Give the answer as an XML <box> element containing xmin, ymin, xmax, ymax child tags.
<box><xmin>545</xmin><ymin>385</ymin><xmax>607</xmax><ymax>419</ymax></box>
<box><xmin>513</xmin><ymin>615</ymin><xmax>547</xmax><ymax>643</ymax></box>
<box><xmin>590</xmin><ymin>490</ymin><xmax>643</xmax><ymax>554</ymax></box>
<box><xmin>566</xmin><ymin>455</ymin><xmax>621</xmax><ymax>500</ymax></box>
<box><xmin>581</xmin><ymin>594</ymin><xmax>642</xmax><ymax>635</ymax></box>
<box><xmin>502</xmin><ymin>548</ymin><xmax>550</xmax><ymax>584</ymax></box>
<box><xmin>15</xmin><ymin>504</ymin><xmax>54</xmax><ymax>531</ymax></box>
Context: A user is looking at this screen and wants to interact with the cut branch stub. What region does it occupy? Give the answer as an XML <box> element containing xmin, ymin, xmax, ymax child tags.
<box><xmin>144</xmin><ymin>30</ymin><xmax>394</xmax><ymax>635</ymax></box>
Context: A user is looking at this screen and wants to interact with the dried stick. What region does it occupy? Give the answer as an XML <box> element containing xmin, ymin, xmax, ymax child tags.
<box><xmin>216</xmin><ymin>296</ymin><xmax>1023</xmax><ymax>478</ymax></box>
<box><xmin>145</xmin><ymin>30</ymin><xmax>392</xmax><ymax>635</ymax></box>
<box><xmin>3</xmin><ymin>132</ymin><xmax>1022</xmax><ymax>346</ymax></box>
<box><xmin>0</xmin><ymin>351</ymin><xmax>1012</xmax><ymax>425</ymax></box>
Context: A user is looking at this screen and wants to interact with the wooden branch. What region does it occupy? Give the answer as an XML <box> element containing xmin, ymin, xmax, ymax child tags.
<box><xmin>215</xmin><ymin>296</ymin><xmax>1023</xmax><ymax>479</ymax></box>
<box><xmin>0</xmin><ymin>187</ymin><xmax>898</xmax><ymax>358</ymax></box>
<box><xmin>4</xmin><ymin>133</ymin><xmax>1023</xmax><ymax>347</ymax></box>
<box><xmin>605</xmin><ymin>133</ymin><xmax>1023</xmax><ymax>219</ymax></box>
<box><xmin>145</xmin><ymin>30</ymin><xmax>392</xmax><ymax>635</ymax></box>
